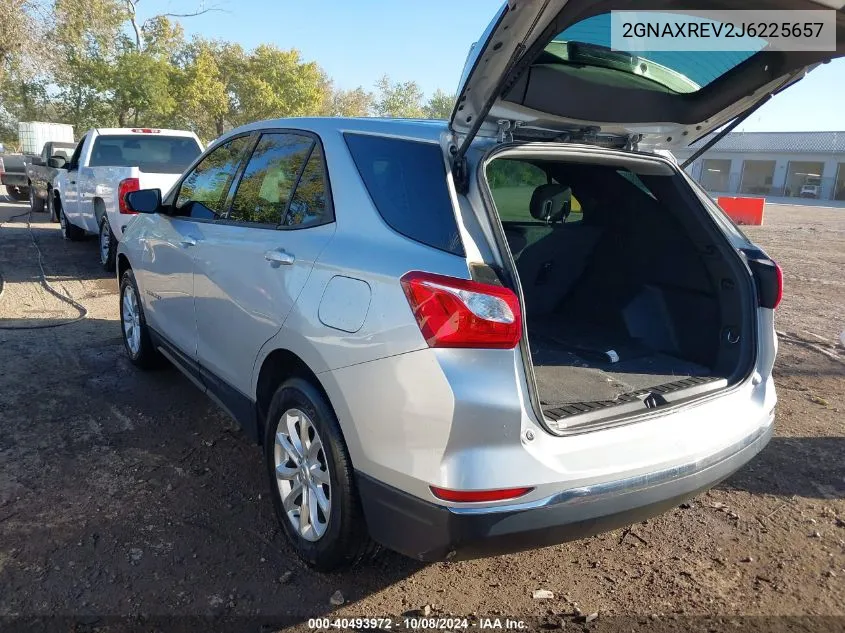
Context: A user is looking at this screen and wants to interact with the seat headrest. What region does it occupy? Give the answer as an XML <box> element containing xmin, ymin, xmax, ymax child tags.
<box><xmin>530</xmin><ymin>183</ymin><xmax>572</xmax><ymax>223</ymax></box>
<box><xmin>93</xmin><ymin>145</ymin><xmax>124</xmax><ymax>165</ymax></box>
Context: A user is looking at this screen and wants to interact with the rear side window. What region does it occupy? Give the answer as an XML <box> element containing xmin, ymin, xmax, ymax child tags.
<box><xmin>344</xmin><ymin>133</ymin><xmax>464</xmax><ymax>256</ymax></box>
<box><xmin>89</xmin><ymin>135</ymin><xmax>202</xmax><ymax>173</ymax></box>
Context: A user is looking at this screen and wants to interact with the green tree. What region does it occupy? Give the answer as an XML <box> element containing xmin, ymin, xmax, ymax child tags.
<box><xmin>107</xmin><ymin>41</ymin><xmax>176</xmax><ymax>126</ymax></box>
<box><xmin>373</xmin><ymin>75</ymin><xmax>425</xmax><ymax>118</ymax></box>
<box><xmin>177</xmin><ymin>39</ymin><xmax>232</xmax><ymax>139</ymax></box>
<box><xmin>232</xmin><ymin>45</ymin><xmax>329</xmax><ymax>124</ymax></box>
<box><xmin>424</xmin><ymin>89</ymin><xmax>454</xmax><ymax>120</ymax></box>
<box><xmin>323</xmin><ymin>85</ymin><xmax>373</xmax><ymax>117</ymax></box>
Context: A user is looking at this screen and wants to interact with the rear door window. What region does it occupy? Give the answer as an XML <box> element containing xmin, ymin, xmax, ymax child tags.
<box><xmin>344</xmin><ymin>133</ymin><xmax>464</xmax><ymax>256</ymax></box>
<box><xmin>284</xmin><ymin>144</ymin><xmax>331</xmax><ymax>228</ymax></box>
<box><xmin>227</xmin><ymin>133</ymin><xmax>314</xmax><ymax>226</ymax></box>
<box><xmin>175</xmin><ymin>135</ymin><xmax>252</xmax><ymax>220</ymax></box>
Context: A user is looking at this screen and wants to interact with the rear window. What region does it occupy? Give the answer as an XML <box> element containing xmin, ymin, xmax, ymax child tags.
<box><xmin>547</xmin><ymin>13</ymin><xmax>763</xmax><ymax>94</ymax></box>
<box><xmin>89</xmin><ymin>135</ymin><xmax>202</xmax><ymax>173</ymax></box>
<box><xmin>344</xmin><ymin>133</ymin><xmax>464</xmax><ymax>256</ymax></box>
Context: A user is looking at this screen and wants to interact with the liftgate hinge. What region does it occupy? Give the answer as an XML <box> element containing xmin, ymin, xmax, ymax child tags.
<box><xmin>496</xmin><ymin>119</ymin><xmax>523</xmax><ymax>143</ymax></box>
<box><xmin>625</xmin><ymin>134</ymin><xmax>642</xmax><ymax>152</ymax></box>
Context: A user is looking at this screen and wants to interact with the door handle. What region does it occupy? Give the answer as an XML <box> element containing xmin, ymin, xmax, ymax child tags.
<box><xmin>180</xmin><ymin>237</ymin><xmax>198</xmax><ymax>248</ymax></box>
<box><xmin>264</xmin><ymin>249</ymin><xmax>295</xmax><ymax>265</ymax></box>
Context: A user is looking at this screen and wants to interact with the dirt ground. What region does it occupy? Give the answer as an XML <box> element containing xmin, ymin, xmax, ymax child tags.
<box><xmin>0</xmin><ymin>192</ymin><xmax>843</xmax><ymax>632</ymax></box>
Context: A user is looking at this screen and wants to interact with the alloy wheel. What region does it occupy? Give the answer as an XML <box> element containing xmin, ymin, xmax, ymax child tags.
<box><xmin>100</xmin><ymin>220</ymin><xmax>110</xmax><ymax>264</ymax></box>
<box><xmin>121</xmin><ymin>287</ymin><xmax>141</xmax><ymax>356</ymax></box>
<box><xmin>274</xmin><ymin>408</ymin><xmax>332</xmax><ymax>541</ymax></box>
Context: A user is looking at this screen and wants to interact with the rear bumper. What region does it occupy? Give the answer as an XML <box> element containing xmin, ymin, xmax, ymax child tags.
<box><xmin>1</xmin><ymin>174</ymin><xmax>27</xmax><ymax>188</ymax></box>
<box><xmin>357</xmin><ymin>420</ymin><xmax>772</xmax><ymax>561</ymax></box>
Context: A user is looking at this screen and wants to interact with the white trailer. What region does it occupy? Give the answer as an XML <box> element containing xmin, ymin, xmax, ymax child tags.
<box><xmin>18</xmin><ymin>122</ymin><xmax>75</xmax><ymax>155</ymax></box>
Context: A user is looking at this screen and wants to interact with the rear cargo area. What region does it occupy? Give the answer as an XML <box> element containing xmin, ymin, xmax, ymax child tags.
<box><xmin>484</xmin><ymin>150</ymin><xmax>753</xmax><ymax>425</ymax></box>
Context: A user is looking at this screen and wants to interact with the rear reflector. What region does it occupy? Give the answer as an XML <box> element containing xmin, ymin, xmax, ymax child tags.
<box><xmin>131</xmin><ymin>128</ymin><xmax>161</xmax><ymax>134</ymax></box>
<box><xmin>430</xmin><ymin>486</ymin><xmax>533</xmax><ymax>503</ymax></box>
<box><xmin>118</xmin><ymin>178</ymin><xmax>140</xmax><ymax>214</ymax></box>
<box><xmin>400</xmin><ymin>271</ymin><xmax>521</xmax><ymax>349</ymax></box>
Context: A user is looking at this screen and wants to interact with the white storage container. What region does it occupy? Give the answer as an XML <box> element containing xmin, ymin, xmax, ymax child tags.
<box><xmin>18</xmin><ymin>122</ymin><xmax>75</xmax><ymax>155</ymax></box>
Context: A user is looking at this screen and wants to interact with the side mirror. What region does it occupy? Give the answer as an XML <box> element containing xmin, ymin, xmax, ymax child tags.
<box><xmin>31</xmin><ymin>156</ymin><xmax>45</xmax><ymax>166</ymax></box>
<box><xmin>125</xmin><ymin>188</ymin><xmax>162</xmax><ymax>214</ymax></box>
<box><xmin>48</xmin><ymin>156</ymin><xmax>67</xmax><ymax>169</ymax></box>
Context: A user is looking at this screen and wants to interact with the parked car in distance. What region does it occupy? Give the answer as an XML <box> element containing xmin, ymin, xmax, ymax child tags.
<box><xmin>113</xmin><ymin>0</ymin><xmax>829</xmax><ymax>571</ymax></box>
<box><xmin>25</xmin><ymin>141</ymin><xmax>78</xmax><ymax>215</ymax></box>
<box><xmin>799</xmin><ymin>176</ymin><xmax>821</xmax><ymax>198</ymax></box>
<box><xmin>54</xmin><ymin>128</ymin><xmax>202</xmax><ymax>271</ymax></box>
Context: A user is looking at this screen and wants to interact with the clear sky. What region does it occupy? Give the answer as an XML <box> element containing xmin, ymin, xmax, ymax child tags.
<box><xmin>142</xmin><ymin>0</ymin><xmax>845</xmax><ymax>132</ymax></box>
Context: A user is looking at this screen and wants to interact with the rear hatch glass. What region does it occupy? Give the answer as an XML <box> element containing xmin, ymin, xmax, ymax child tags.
<box><xmin>89</xmin><ymin>135</ymin><xmax>202</xmax><ymax>173</ymax></box>
<box><xmin>546</xmin><ymin>14</ymin><xmax>763</xmax><ymax>95</ymax></box>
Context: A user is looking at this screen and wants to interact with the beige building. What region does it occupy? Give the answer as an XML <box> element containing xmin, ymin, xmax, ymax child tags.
<box><xmin>674</xmin><ymin>131</ymin><xmax>845</xmax><ymax>201</ymax></box>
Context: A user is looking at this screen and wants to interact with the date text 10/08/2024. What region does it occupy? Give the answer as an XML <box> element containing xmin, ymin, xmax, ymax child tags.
<box><xmin>307</xmin><ymin>617</ymin><xmax>529</xmax><ymax>629</ymax></box>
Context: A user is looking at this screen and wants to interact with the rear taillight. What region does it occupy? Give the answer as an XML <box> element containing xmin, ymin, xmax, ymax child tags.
<box><xmin>771</xmin><ymin>261</ymin><xmax>783</xmax><ymax>310</ymax></box>
<box><xmin>131</xmin><ymin>128</ymin><xmax>161</xmax><ymax>134</ymax></box>
<box><xmin>118</xmin><ymin>178</ymin><xmax>140</xmax><ymax>214</ymax></box>
<box><xmin>400</xmin><ymin>271</ymin><xmax>521</xmax><ymax>349</ymax></box>
<box><xmin>0</xmin><ymin>158</ymin><xmax>5</xmax><ymax>175</ymax></box>
<box><xmin>430</xmin><ymin>486</ymin><xmax>533</xmax><ymax>503</ymax></box>
<box><xmin>744</xmin><ymin>251</ymin><xmax>783</xmax><ymax>310</ymax></box>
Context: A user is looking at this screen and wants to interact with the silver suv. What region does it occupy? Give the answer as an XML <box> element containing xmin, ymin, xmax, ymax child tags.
<box><xmin>115</xmin><ymin>1</ymin><xmax>826</xmax><ymax>571</ymax></box>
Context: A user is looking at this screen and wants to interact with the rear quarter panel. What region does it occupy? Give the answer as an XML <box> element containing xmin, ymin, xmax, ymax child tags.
<box><xmin>251</xmin><ymin>127</ymin><xmax>470</xmax><ymax>462</ymax></box>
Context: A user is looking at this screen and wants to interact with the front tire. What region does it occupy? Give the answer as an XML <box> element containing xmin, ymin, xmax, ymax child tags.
<box><xmin>29</xmin><ymin>185</ymin><xmax>45</xmax><ymax>213</ymax></box>
<box><xmin>119</xmin><ymin>269</ymin><xmax>161</xmax><ymax>369</ymax></box>
<box><xmin>99</xmin><ymin>216</ymin><xmax>117</xmax><ymax>272</ymax></box>
<box><xmin>47</xmin><ymin>190</ymin><xmax>59</xmax><ymax>223</ymax></box>
<box><xmin>60</xmin><ymin>205</ymin><xmax>85</xmax><ymax>241</ymax></box>
<box><xmin>264</xmin><ymin>378</ymin><xmax>376</xmax><ymax>571</ymax></box>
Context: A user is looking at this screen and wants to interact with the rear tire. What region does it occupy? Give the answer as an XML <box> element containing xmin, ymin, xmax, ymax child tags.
<box><xmin>29</xmin><ymin>185</ymin><xmax>45</xmax><ymax>213</ymax></box>
<box><xmin>264</xmin><ymin>378</ymin><xmax>377</xmax><ymax>571</ymax></box>
<box><xmin>119</xmin><ymin>269</ymin><xmax>161</xmax><ymax>369</ymax></box>
<box><xmin>8</xmin><ymin>187</ymin><xmax>28</xmax><ymax>202</ymax></box>
<box><xmin>99</xmin><ymin>216</ymin><xmax>117</xmax><ymax>272</ymax></box>
<box><xmin>59</xmin><ymin>205</ymin><xmax>85</xmax><ymax>241</ymax></box>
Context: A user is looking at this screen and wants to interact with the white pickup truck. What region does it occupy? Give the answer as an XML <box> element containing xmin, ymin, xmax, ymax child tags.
<box><xmin>53</xmin><ymin>128</ymin><xmax>203</xmax><ymax>270</ymax></box>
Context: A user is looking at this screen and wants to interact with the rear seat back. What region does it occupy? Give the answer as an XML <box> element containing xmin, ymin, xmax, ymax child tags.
<box><xmin>508</xmin><ymin>184</ymin><xmax>603</xmax><ymax>317</ymax></box>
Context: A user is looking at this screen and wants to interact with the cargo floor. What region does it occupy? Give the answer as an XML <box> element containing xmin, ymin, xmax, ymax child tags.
<box><xmin>528</xmin><ymin>318</ymin><xmax>716</xmax><ymax>410</ymax></box>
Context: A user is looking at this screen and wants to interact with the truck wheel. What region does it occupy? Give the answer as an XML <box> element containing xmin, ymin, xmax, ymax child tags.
<box><xmin>47</xmin><ymin>190</ymin><xmax>59</xmax><ymax>223</ymax></box>
<box><xmin>264</xmin><ymin>377</ymin><xmax>378</xmax><ymax>571</ymax></box>
<box><xmin>60</xmin><ymin>207</ymin><xmax>85</xmax><ymax>241</ymax></box>
<box><xmin>99</xmin><ymin>216</ymin><xmax>117</xmax><ymax>272</ymax></box>
<box><xmin>8</xmin><ymin>187</ymin><xmax>28</xmax><ymax>202</ymax></box>
<box><xmin>29</xmin><ymin>185</ymin><xmax>45</xmax><ymax>213</ymax></box>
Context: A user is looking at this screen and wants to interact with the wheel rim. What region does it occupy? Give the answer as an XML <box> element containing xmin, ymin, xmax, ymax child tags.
<box><xmin>100</xmin><ymin>220</ymin><xmax>110</xmax><ymax>263</ymax></box>
<box><xmin>121</xmin><ymin>286</ymin><xmax>141</xmax><ymax>356</ymax></box>
<box><xmin>274</xmin><ymin>408</ymin><xmax>331</xmax><ymax>541</ymax></box>
<box><xmin>59</xmin><ymin>210</ymin><xmax>66</xmax><ymax>231</ymax></box>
